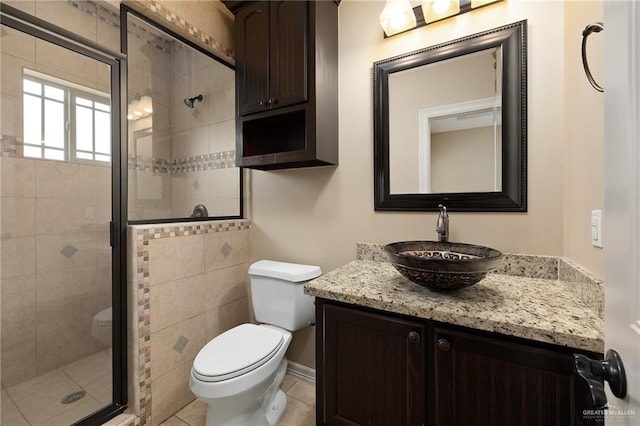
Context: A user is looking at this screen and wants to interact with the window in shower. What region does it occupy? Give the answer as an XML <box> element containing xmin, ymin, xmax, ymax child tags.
<box><xmin>124</xmin><ymin>7</ymin><xmax>242</xmax><ymax>223</ymax></box>
<box><xmin>22</xmin><ymin>71</ymin><xmax>111</xmax><ymax>163</ymax></box>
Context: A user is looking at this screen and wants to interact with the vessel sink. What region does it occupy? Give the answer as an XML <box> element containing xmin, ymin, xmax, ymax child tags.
<box><xmin>383</xmin><ymin>241</ymin><xmax>503</xmax><ymax>291</ymax></box>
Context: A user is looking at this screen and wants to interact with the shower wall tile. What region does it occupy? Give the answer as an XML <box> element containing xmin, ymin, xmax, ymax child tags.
<box><xmin>2</xmin><ymin>0</ymin><xmax>35</xmax><ymax>15</ymax></box>
<box><xmin>1</xmin><ymin>275</ymin><xmax>36</xmax><ymax>348</ymax></box>
<box><xmin>208</xmin><ymin>88</ymin><xmax>235</xmax><ymax>124</ymax></box>
<box><xmin>34</xmin><ymin>39</ymin><xmax>97</xmax><ymax>86</ymax></box>
<box><xmin>1</xmin><ymin>197</ymin><xmax>36</xmax><ymax>238</ymax></box>
<box><xmin>150</xmin><ymin>362</ymin><xmax>193</xmax><ymax>426</ymax></box>
<box><xmin>1</xmin><ymin>157</ymin><xmax>35</xmax><ymax>198</ymax></box>
<box><xmin>35</xmin><ymin>265</ymin><xmax>105</xmax><ymax>373</ymax></box>
<box><xmin>1</xmin><ymin>53</ymin><xmax>31</xmax><ymax>98</ymax></box>
<box><xmin>205</xmin><ymin>296</ymin><xmax>251</xmax><ymax>342</ymax></box>
<box><xmin>35</xmin><ymin>161</ymin><xmax>110</xmax><ymax>199</ymax></box>
<box><xmin>1</xmin><ymin>27</ymin><xmax>36</xmax><ymax>62</ymax></box>
<box><xmin>35</xmin><ymin>1</ymin><xmax>98</xmax><ymax>42</ymax></box>
<box><xmin>1</xmin><ymin>93</ymin><xmax>23</xmax><ymax>139</ymax></box>
<box><xmin>171</xmin><ymin>125</ymin><xmax>209</xmax><ymax>160</ymax></box>
<box><xmin>150</xmin><ymin>313</ymin><xmax>205</xmax><ymax>380</ymax></box>
<box><xmin>148</xmin><ymin>234</ymin><xmax>205</xmax><ymax>285</ymax></box>
<box><xmin>1</xmin><ymin>236</ymin><xmax>35</xmax><ymax>279</ymax></box>
<box><xmin>1</xmin><ymin>275</ymin><xmax>37</xmax><ymax>387</ymax></box>
<box><xmin>35</xmin><ymin>231</ymin><xmax>108</xmax><ymax>273</ymax></box>
<box><xmin>204</xmin><ymin>263</ymin><xmax>249</xmax><ymax>311</ymax></box>
<box><xmin>35</xmin><ymin>197</ymin><xmax>99</xmax><ymax>235</ymax></box>
<box><xmin>204</xmin><ymin>228</ymin><xmax>250</xmax><ymax>271</ymax></box>
<box><xmin>209</xmin><ymin>64</ymin><xmax>234</xmax><ymax>94</ymax></box>
<box><xmin>208</xmin><ymin>119</ymin><xmax>235</xmax><ymax>153</ymax></box>
<box><xmin>150</xmin><ymin>274</ymin><xmax>205</xmax><ymax>334</ymax></box>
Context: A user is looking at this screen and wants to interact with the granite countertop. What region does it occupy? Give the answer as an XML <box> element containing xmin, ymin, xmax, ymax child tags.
<box><xmin>305</xmin><ymin>260</ymin><xmax>604</xmax><ymax>353</ymax></box>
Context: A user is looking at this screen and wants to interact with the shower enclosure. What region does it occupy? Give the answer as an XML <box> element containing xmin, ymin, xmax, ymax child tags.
<box><xmin>1</xmin><ymin>3</ymin><xmax>126</xmax><ymax>425</ymax></box>
<box><xmin>124</xmin><ymin>8</ymin><xmax>241</xmax><ymax>223</ymax></box>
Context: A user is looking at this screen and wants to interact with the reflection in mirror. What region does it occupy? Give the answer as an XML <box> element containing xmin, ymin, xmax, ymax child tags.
<box><xmin>374</xmin><ymin>20</ymin><xmax>526</xmax><ymax>211</ymax></box>
<box><xmin>389</xmin><ymin>48</ymin><xmax>502</xmax><ymax>194</ymax></box>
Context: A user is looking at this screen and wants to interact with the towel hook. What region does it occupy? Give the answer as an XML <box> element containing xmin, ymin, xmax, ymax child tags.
<box><xmin>581</xmin><ymin>22</ymin><xmax>604</xmax><ymax>92</ymax></box>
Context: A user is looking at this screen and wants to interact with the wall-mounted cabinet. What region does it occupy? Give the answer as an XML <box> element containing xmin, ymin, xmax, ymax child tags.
<box><xmin>225</xmin><ymin>0</ymin><xmax>338</xmax><ymax>170</ymax></box>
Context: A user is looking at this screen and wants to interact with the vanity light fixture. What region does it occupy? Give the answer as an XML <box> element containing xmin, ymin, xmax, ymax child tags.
<box><xmin>379</xmin><ymin>0</ymin><xmax>417</xmax><ymax>37</ymax></box>
<box><xmin>382</xmin><ymin>0</ymin><xmax>503</xmax><ymax>38</ymax></box>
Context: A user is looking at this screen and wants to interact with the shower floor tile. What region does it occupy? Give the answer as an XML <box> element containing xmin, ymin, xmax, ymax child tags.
<box><xmin>1</xmin><ymin>350</ymin><xmax>112</xmax><ymax>426</ymax></box>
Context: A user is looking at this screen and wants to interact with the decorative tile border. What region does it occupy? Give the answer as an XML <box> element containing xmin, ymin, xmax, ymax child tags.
<box><xmin>1</xmin><ymin>134</ymin><xmax>23</xmax><ymax>157</ymax></box>
<box><xmin>128</xmin><ymin>150</ymin><xmax>236</xmax><ymax>174</ymax></box>
<box><xmin>134</xmin><ymin>0</ymin><xmax>234</xmax><ymax>60</ymax></box>
<box><xmin>356</xmin><ymin>242</ymin><xmax>604</xmax><ymax>319</ymax></box>
<box><xmin>129</xmin><ymin>219</ymin><xmax>250</xmax><ymax>426</ymax></box>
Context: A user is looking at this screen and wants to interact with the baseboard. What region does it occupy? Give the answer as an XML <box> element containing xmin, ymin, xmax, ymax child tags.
<box><xmin>286</xmin><ymin>360</ymin><xmax>316</xmax><ymax>383</ymax></box>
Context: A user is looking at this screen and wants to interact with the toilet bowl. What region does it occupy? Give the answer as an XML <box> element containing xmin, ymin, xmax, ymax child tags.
<box><xmin>92</xmin><ymin>306</ymin><xmax>112</xmax><ymax>348</ymax></box>
<box><xmin>190</xmin><ymin>260</ymin><xmax>320</xmax><ymax>426</ymax></box>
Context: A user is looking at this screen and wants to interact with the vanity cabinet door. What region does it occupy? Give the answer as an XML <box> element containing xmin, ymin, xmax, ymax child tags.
<box><xmin>318</xmin><ymin>302</ymin><xmax>426</xmax><ymax>426</ymax></box>
<box><xmin>433</xmin><ymin>326</ymin><xmax>577</xmax><ymax>426</ymax></box>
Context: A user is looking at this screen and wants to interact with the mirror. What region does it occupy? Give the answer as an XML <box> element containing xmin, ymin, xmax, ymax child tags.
<box><xmin>374</xmin><ymin>20</ymin><xmax>527</xmax><ymax>212</ymax></box>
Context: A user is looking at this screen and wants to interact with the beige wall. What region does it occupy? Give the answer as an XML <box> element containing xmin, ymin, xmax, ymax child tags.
<box><xmin>250</xmin><ymin>0</ymin><xmax>603</xmax><ymax>369</ymax></box>
<box><xmin>563</xmin><ymin>1</ymin><xmax>604</xmax><ymax>277</ymax></box>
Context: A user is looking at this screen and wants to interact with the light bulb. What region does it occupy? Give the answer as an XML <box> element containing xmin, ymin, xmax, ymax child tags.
<box><xmin>379</xmin><ymin>0</ymin><xmax>417</xmax><ymax>37</ymax></box>
<box><xmin>422</xmin><ymin>0</ymin><xmax>460</xmax><ymax>23</ymax></box>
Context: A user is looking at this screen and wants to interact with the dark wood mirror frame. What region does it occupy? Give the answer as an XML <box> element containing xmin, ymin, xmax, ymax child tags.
<box><xmin>373</xmin><ymin>20</ymin><xmax>527</xmax><ymax>212</ymax></box>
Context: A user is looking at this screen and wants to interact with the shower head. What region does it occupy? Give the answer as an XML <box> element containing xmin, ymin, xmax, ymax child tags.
<box><xmin>184</xmin><ymin>94</ymin><xmax>203</xmax><ymax>108</ymax></box>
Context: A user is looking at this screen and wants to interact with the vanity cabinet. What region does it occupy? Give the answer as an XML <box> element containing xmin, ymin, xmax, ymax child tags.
<box><xmin>316</xmin><ymin>299</ymin><xmax>602</xmax><ymax>426</ymax></box>
<box><xmin>225</xmin><ymin>0</ymin><xmax>338</xmax><ymax>170</ymax></box>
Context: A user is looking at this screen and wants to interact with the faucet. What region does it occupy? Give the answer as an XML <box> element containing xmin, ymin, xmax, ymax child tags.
<box><xmin>436</xmin><ymin>204</ymin><xmax>449</xmax><ymax>242</ymax></box>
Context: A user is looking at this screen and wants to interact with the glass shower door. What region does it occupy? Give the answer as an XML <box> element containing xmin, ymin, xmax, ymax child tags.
<box><xmin>1</xmin><ymin>7</ymin><xmax>123</xmax><ymax>424</ymax></box>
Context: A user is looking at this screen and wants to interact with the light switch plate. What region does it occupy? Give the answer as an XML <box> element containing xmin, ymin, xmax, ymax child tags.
<box><xmin>591</xmin><ymin>210</ymin><xmax>603</xmax><ymax>248</ymax></box>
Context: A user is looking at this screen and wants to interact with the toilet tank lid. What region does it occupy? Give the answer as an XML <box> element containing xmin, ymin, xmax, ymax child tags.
<box><xmin>249</xmin><ymin>260</ymin><xmax>321</xmax><ymax>282</ymax></box>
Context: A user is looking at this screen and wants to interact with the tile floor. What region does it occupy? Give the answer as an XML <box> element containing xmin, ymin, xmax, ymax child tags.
<box><xmin>160</xmin><ymin>373</ymin><xmax>316</xmax><ymax>426</ymax></box>
<box><xmin>1</xmin><ymin>350</ymin><xmax>112</xmax><ymax>426</ymax></box>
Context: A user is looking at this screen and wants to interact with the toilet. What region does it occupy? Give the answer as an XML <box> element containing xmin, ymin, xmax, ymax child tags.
<box><xmin>190</xmin><ymin>260</ymin><xmax>321</xmax><ymax>426</ymax></box>
<box><xmin>92</xmin><ymin>306</ymin><xmax>112</xmax><ymax>348</ymax></box>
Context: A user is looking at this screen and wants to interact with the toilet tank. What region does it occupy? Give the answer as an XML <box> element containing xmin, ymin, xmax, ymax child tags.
<box><xmin>249</xmin><ymin>260</ymin><xmax>321</xmax><ymax>331</ymax></box>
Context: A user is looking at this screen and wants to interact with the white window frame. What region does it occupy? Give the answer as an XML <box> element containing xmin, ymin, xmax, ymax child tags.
<box><xmin>22</xmin><ymin>69</ymin><xmax>111</xmax><ymax>164</ymax></box>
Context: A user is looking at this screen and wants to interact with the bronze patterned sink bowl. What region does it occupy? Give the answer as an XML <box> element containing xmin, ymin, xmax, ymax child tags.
<box><xmin>383</xmin><ymin>241</ymin><xmax>503</xmax><ymax>291</ymax></box>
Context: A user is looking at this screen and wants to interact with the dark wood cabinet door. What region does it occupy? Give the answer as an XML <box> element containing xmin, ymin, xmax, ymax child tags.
<box><xmin>434</xmin><ymin>327</ymin><xmax>577</xmax><ymax>426</ymax></box>
<box><xmin>321</xmin><ymin>303</ymin><xmax>426</xmax><ymax>426</ymax></box>
<box><xmin>269</xmin><ymin>0</ymin><xmax>308</xmax><ymax>109</ymax></box>
<box><xmin>235</xmin><ymin>1</ymin><xmax>269</xmax><ymax>115</ymax></box>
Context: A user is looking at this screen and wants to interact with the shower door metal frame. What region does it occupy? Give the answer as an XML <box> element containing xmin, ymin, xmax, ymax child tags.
<box><xmin>0</xmin><ymin>4</ymin><xmax>128</xmax><ymax>425</ymax></box>
<box><xmin>121</xmin><ymin>5</ymin><xmax>244</xmax><ymax>225</ymax></box>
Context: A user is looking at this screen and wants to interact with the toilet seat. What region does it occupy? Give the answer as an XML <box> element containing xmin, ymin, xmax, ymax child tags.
<box><xmin>193</xmin><ymin>324</ymin><xmax>284</xmax><ymax>382</ymax></box>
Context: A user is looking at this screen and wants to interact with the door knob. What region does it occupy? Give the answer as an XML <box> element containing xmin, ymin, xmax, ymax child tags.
<box><xmin>574</xmin><ymin>349</ymin><xmax>627</xmax><ymax>409</ymax></box>
<box><xmin>408</xmin><ymin>331</ymin><xmax>421</xmax><ymax>343</ymax></box>
<box><xmin>437</xmin><ymin>338</ymin><xmax>451</xmax><ymax>351</ymax></box>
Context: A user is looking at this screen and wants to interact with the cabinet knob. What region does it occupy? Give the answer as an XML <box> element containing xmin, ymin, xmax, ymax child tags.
<box><xmin>437</xmin><ymin>338</ymin><xmax>451</xmax><ymax>351</ymax></box>
<box><xmin>268</xmin><ymin>97</ymin><xmax>278</xmax><ymax>105</ymax></box>
<box><xmin>259</xmin><ymin>99</ymin><xmax>266</xmax><ymax>106</ymax></box>
<box><xmin>408</xmin><ymin>331</ymin><xmax>421</xmax><ymax>343</ymax></box>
